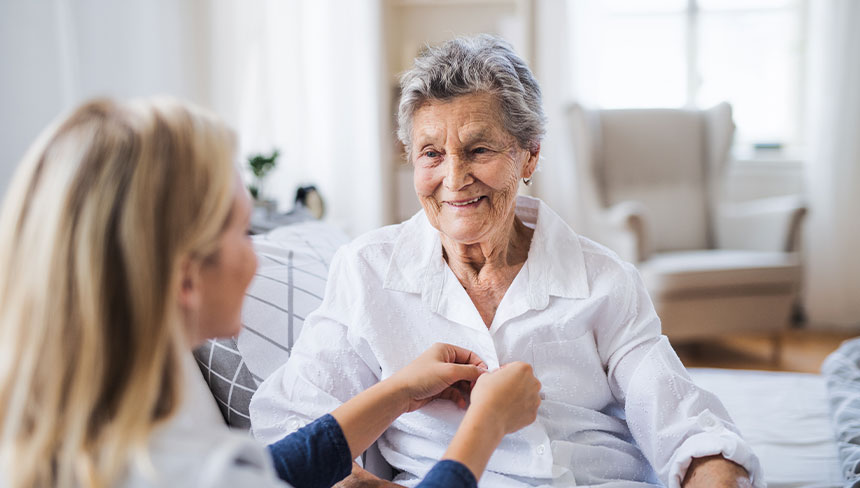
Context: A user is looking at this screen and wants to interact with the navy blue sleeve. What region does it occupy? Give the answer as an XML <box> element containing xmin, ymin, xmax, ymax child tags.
<box><xmin>267</xmin><ymin>413</ymin><xmax>352</xmax><ymax>488</ymax></box>
<box><xmin>415</xmin><ymin>460</ymin><xmax>478</xmax><ymax>488</ymax></box>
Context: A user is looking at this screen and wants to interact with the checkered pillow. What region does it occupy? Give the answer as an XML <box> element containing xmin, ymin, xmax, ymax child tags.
<box><xmin>193</xmin><ymin>221</ymin><xmax>349</xmax><ymax>429</ymax></box>
<box><xmin>193</xmin><ymin>338</ymin><xmax>257</xmax><ymax>429</ymax></box>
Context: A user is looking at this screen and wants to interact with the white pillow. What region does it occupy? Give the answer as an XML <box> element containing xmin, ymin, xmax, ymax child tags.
<box><xmin>238</xmin><ymin>221</ymin><xmax>349</xmax><ymax>383</ymax></box>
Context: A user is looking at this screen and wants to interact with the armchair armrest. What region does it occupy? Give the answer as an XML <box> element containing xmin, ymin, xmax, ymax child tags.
<box><xmin>716</xmin><ymin>195</ymin><xmax>807</xmax><ymax>252</ymax></box>
<box><xmin>588</xmin><ymin>200</ymin><xmax>652</xmax><ymax>263</ymax></box>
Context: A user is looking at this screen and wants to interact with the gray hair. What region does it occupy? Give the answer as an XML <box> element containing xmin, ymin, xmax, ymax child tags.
<box><xmin>397</xmin><ymin>34</ymin><xmax>546</xmax><ymax>159</ymax></box>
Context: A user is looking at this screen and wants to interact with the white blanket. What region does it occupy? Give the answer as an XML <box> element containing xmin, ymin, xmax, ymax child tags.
<box><xmin>688</xmin><ymin>368</ymin><xmax>842</xmax><ymax>487</ymax></box>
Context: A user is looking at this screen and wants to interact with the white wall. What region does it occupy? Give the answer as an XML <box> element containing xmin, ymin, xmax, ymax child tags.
<box><xmin>2</xmin><ymin>1</ymin><xmax>808</xmax><ymax>219</ymax></box>
<box><xmin>0</xmin><ymin>0</ymin><xmax>210</xmax><ymax>196</ymax></box>
<box><xmin>0</xmin><ymin>1</ymin><xmax>67</xmax><ymax>195</ymax></box>
<box><xmin>70</xmin><ymin>0</ymin><xmax>209</xmax><ymax>104</ymax></box>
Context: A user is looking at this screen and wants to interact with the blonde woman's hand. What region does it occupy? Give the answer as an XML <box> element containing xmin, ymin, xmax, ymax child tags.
<box><xmin>439</xmin><ymin>362</ymin><xmax>542</xmax><ymax>479</ymax></box>
<box><xmin>467</xmin><ymin>362</ymin><xmax>542</xmax><ymax>435</ymax></box>
<box><xmin>331</xmin><ymin>343</ymin><xmax>486</xmax><ymax>461</ymax></box>
<box><xmin>386</xmin><ymin>342</ymin><xmax>488</xmax><ymax>413</ymax></box>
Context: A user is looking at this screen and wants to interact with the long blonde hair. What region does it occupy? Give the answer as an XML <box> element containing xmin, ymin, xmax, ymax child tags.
<box><xmin>0</xmin><ymin>98</ymin><xmax>237</xmax><ymax>487</ymax></box>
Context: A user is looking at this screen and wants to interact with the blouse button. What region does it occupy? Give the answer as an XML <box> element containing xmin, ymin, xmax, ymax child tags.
<box><xmin>698</xmin><ymin>413</ymin><xmax>721</xmax><ymax>431</ymax></box>
<box><xmin>536</xmin><ymin>444</ymin><xmax>546</xmax><ymax>455</ymax></box>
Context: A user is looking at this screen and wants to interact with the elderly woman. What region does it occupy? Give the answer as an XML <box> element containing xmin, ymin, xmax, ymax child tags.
<box><xmin>250</xmin><ymin>35</ymin><xmax>762</xmax><ymax>487</ymax></box>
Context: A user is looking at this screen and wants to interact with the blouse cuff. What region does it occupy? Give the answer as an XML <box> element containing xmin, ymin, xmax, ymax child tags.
<box><xmin>668</xmin><ymin>429</ymin><xmax>765</xmax><ymax>488</ymax></box>
<box><xmin>416</xmin><ymin>460</ymin><xmax>478</xmax><ymax>488</ymax></box>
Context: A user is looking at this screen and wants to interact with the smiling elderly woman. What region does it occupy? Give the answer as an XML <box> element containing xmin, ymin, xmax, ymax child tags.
<box><xmin>250</xmin><ymin>35</ymin><xmax>763</xmax><ymax>487</ymax></box>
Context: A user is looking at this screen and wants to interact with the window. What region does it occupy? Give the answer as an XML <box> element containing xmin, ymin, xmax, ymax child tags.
<box><xmin>569</xmin><ymin>0</ymin><xmax>806</xmax><ymax>156</ymax></box>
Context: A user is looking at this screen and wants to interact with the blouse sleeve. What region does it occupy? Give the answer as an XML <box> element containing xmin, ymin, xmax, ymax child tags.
<box><xmin>596</xmin><ymin>261</ymin><xmax>765</xmax><ymax>488</ymax></box>
<box><xmin>249</xmin><ymin>249</ymin><xmax>382</xmax><ymax>445</ymax></box>
<box><xmin>267</xmin><ymin>414</ymin><xmax>352</xmax><ymax>488</ymax></box>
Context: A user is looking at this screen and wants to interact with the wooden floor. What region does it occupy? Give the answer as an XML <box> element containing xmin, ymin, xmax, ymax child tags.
<box><xmin>673</xmin><ymin>327</ymin><xmax>858</xmax><ymax>374</ymax></box>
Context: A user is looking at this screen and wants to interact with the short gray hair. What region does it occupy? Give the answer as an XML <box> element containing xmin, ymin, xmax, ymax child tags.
<box><xmin>397</xmin><ymin>34</ymin><xmax>546</xmax><ymax>159</ymax></box>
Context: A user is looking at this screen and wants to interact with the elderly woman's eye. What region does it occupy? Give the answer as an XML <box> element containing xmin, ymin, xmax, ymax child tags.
<box><xmin>473</xmin><ymin>147</ymin><xmax>490</xmax><ymax>154</ymax></box>
<box><xmin>424</xmin><ymin>150</ymin><xmax>441</xmax><ymax>158</ymax></box>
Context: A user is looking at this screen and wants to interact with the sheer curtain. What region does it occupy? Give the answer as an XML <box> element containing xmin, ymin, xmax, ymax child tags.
<box><xmin>530</xmin><ymin>1</ymin><xmax>624</xmax><ymax>236</ymax></box>
<box><xmin>208</xmin><ymin>0</ymin><xmax>388</xmax><ymax>237</ymax></box>
<box><xmin>530</xmin><ymin>1</ymin><xmax>584</xmax><ymax>231</ymax></box>
<box><xmin>803</xmin><ymin>0</ymin><xmax>860</xmax><ymax>328</ymax></box>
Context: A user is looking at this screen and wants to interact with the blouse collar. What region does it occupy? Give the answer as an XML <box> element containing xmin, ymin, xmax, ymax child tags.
<box><xmin>383</xmin><ymin>195</ymin><xmax>590</xmax><ymax>316</ymax></box>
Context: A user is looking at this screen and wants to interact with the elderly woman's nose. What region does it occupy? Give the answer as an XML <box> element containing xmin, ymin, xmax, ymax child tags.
<box><xmin>443</xmin><ymin>157</ymin><xmax>472</xmax><ymax>190</ymax></box>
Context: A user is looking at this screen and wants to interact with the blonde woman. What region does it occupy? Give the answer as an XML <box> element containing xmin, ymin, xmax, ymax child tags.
<box><xmin>0</xmin><ymin>98</ymin><xmax>541</xmax><ymax>488</ymax></box>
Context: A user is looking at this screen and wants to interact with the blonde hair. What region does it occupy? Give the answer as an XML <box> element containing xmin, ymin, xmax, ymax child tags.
<box><xmin>0</xmin><ymin>97</ymin><xmax>237</xmax><ymax>487</ymax></box>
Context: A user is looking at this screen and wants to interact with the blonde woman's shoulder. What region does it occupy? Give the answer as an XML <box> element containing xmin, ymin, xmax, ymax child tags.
<box><xmin>122</xmin><ymin>424</ymin><xmax>290</xmax><ymax>488</ymax></box>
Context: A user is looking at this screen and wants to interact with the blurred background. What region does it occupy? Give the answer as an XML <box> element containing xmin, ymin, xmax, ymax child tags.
<box><xmin>1</xmin><ymin>0</ymin><xmax>858</xmax><ymax>348</ymax></box>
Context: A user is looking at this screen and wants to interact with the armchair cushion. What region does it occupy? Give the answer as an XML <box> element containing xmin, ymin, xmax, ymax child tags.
<box><xmin>640</xmin><ymin>250</ymin><xmax>801</xmax><ymax>340</ymax></box>
<box><xmin>639</xmin><ymin>250</ymin><xmax>800</xmax><ymax>300</ymax></box>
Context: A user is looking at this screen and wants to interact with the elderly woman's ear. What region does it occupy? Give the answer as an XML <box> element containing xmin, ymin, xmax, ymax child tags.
<box><xmin>523</xmin><ymin>143</ymin><xmax>540</xmax><ymax>180</ymax></box>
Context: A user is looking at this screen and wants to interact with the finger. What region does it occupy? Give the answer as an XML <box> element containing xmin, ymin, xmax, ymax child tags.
<box><xmin>442</xmin><ymin>363</ymin><xmax>486</xmax><ymax>385</ymax></box>
<box><xmin>451</xmin><ymin>379</ymin><xmax>473</xmax><ymax>398</ymax></box>
<box><xmin>440</xmin><ymin>343</ymin><xmax>488</xmax><ymax>370</ymax></box>
<box><xmin>438</xmin><ymin>386</ymin><xmax>468</xmax><ymax>409</ymax></box>
<box><xmin>500</xmin><ymin>360</ymin><xmax>530</xmax><ymax>370</ymax></box>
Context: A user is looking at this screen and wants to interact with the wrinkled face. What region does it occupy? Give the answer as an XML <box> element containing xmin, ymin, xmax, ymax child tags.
<box><xmin>411</xmin><ymin>92</ymin><xmax>537</xmax><ymax>245</ymax></box>
<box><xmin>197</xmin><ymin>178</ymin><xmax>258</xmax><ymax>341</ymax></box>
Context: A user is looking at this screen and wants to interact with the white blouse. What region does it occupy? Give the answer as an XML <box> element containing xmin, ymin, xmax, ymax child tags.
<box><xmin>250</xmin><ymin>196</ymin><xmax>764</xmax><ymax>488</ymax></box>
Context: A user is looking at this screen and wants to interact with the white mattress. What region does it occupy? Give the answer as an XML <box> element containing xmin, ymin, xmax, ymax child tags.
<box><xmin>688</xmin><ymin>368</ymin><xmax>842</xmax><ymax>487</ymax></box>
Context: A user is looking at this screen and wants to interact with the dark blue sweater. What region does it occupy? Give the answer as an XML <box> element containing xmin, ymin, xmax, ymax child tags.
<box><xmin>268</xmin><ymin>414</ymin><xmax>478</xmax><ymax>488</ymax></box>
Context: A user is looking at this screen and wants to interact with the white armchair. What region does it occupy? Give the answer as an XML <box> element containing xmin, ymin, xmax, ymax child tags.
<box><xmin>567</xmin><ymin>102</ymin><xmax>806</xmax><ymax>344</ymax></box>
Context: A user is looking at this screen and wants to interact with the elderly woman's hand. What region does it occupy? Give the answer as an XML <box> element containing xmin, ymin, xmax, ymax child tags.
<box><xmin>682</xmin><ymin>455</ymin><xmax>752</xmax><ymax>488</ymax></box>
<box><xmin>387</xmin><ymin>342</ymin><xmax>489</xmax><ymax>413</ymax></box>
<box><xmin>332</xmin><ymin>464</ymin><xmax>406</xmax><ymax>488</ymax></box>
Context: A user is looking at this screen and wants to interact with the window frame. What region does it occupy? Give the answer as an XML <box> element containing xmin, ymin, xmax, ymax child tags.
<box><xmin>595</xmin><ymin>0</ymin><xmax>808</xmax><ymax>159</ymax></box>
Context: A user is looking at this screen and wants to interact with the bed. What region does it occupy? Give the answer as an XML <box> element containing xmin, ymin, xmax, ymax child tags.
<box><xmin>688</xmin><ymin>368</ymin><xmax>841</xmax><ymax>487</ymax></box>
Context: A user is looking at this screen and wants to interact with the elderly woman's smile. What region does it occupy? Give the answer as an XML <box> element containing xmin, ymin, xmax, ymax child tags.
<box><xmin>411</xmin><ymin>92</ymin><xmax>537</xmax><ymax>247</ymax></box>
<box><xmin>444</xmin><ymin>196</ymin><xmax>486</xmax><ymax>210</ymax></box>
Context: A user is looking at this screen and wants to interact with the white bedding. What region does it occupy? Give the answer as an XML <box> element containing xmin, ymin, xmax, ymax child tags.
<box><xmin>688</xmin><ymin>368</ymin><xmax>842</xmax><ymax>487</ymax></box>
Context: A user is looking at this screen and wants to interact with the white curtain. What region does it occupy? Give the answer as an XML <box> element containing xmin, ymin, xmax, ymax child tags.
<box><xmin>803</xmin><ymin>0</ymin><xmax>860</xmax><ymax>328</ymax></box>
<box><xmin>208</xmin><ymin>0</ymin><xmax>387</xmax><ymax>237</ymax></box>
<box><xmin>530</xmin><ymin>0</ymin><xmax>584</xmax><ymax>231</ymax></box>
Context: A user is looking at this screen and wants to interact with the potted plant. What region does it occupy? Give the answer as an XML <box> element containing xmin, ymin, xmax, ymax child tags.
<box><xmin>247</xmin><ymin>149</ymin><xmax>279</xmax><ymax>215</ymax></box>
